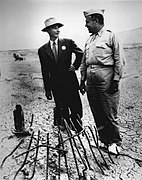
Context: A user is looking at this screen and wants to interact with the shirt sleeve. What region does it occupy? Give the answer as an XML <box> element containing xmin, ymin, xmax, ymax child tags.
<box><xmin>111</xmin><ymin>33</ymin><xmax>125</xmax><ymax>81</ymax></box>
<box><xmin>80</xmin><ymin>46</ymin><xmax>87</xmax><ymax>82</ymax></box>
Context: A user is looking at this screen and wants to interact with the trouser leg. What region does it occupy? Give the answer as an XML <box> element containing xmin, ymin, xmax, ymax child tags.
<box><xmin>68</xmin><ymin>91</ymin><xmax>83</xmax><ymax>133</ymax></box>
<box><xmin>86</xmin><ymin>67</ymin><xmax>122</xmax><ymax>145</ymax></box>
<box><xmin>109</xmin><ymin>90</ymin><xmax>120</xmax><ymax>124</ymax></box>
<box><xmin>53</xmin><ymin>105</ymin><xmax>70</xmax><ymax>126</ymax></box>
<box><xmin>53</xmin><ymin>88</ymin><xmax>70</xmax><ymax>127</ymax></box>
<box><xmin>53</xmin><ymin>88</ymin><xmax>83</xmax><ymax>132</ymax></box>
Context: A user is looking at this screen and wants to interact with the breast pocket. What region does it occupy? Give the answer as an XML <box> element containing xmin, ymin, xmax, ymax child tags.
<box><xmin>95</xmin><ymin>43</ymin><xmax>112</xmax><ymax>56</ymax></box>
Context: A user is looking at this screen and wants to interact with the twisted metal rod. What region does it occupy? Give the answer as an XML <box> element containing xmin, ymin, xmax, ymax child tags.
<box><xmin>46</xmin><ymin>133</ymin><xmax>49</xmax><ymax>180</ymax></box>
<box><xmin>64</xmin><ymin>119</ymin><xmax>89</xmax><ymax>170</ymax></box>
<box><xmin>86</xmin><ymin>126</ymin><xmax>110</xmax><ymax>169</ymax></box>
<box><xmin>63</xmin><ymin>119</ymin><xmax>80</xmax><ymax>178</ymax></box>
<box><xmin>0</xmin><ymin>139</ymin><xmax>24</xmax><ymax>168</ymax></box>
<box><xmin>83</xmin><ymin>130</ymin><xmax>105</xmax><ymax>175</ymax></box>
<box><xmin>59</xmin><ymin>131</ymin><xmax>70</xmax><ymax>180</ymax></box>
<box><xmin>28</xmin><ymin>130</ymin><xmax>40</xmax><ymax>179</ymax></box>
<box><xmin>13</xmin><ymin>131</ymin><xmax>34</xmax><ymax>180</ymax></box>
<box><xmin>14</xmin><ymin>144</ymin><xmax>67</xmax><ymax>159</ymax></box>
<box><xmin>92</xmin><ymin>125</ymin><xmax>115</xmax><ymax>164</ymax></box>
<box><xmin>58</xmin><ymin>127</ymin><xmax>61</xmax><ymax>180</ymax></box>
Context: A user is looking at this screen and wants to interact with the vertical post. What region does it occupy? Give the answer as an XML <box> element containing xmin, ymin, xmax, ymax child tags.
<box><xmin>13</xmin><ymin>104</ymin><xmax>25</xmax><ymax>132</ymax></box>
<box><xmin>13</xmin><ymin>104</ymin><xmax>30</xmax><ymax>136</ymax></box>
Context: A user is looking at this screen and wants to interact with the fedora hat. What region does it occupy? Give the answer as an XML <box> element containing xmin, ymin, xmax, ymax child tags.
<box><xmin>42</xmin><ymin>17</ymin><xmax>64</xmax><ymax>32</ymax></box>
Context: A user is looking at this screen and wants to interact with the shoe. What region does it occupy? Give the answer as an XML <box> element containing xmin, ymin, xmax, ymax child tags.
<box><xmin>12</xmin><ymin>129</ymin><xmax>31</xmax><ymax>137</ymax></box>
<box><xmin>90</xmin><ymin>140</ymin><xmax>107</xmax><ymax>148</ymax></box>
<box><xmin>108</xmin><ymin>143</ymin><xmax>121</xmax><ymax>155</ymax></box>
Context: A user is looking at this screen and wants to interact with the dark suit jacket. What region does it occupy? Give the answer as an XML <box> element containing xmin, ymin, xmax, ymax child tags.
<box><xmin>38</xmin><ymin>38</ymin><xmax>83</xmax><ymax>104</ymax></box>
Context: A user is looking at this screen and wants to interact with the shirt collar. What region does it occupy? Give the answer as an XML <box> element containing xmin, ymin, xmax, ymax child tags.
<box><xmin>97</xmin><ymin>27</ymin><xmax>105</xmax><ymax>37</ymax></box>
<box><xmin>50</xmin><ymin>38</ymin><xmax>58</xmax><ymax>46</ymax></box>
<box><xmin>90</xmin><ymin>27</ymin><xmax>105</xmax><ymax>37</ymax></box>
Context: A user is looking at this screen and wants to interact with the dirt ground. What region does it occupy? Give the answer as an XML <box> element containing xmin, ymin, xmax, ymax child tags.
<box><xmin>0</xmin><ymin>47</ymin><xmax>142</xmax><ymax>180</ymax></box>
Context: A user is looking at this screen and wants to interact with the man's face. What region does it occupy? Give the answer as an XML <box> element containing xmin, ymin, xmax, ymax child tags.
<box><xmin>47</xmin><ymin>24</ymin><xmax>60</xmax><ymax>38</ymax></box>
<box><xmin>85</xmin><ymin>16</ymin><xmax>97</xmax><ymax>34</ymax></box>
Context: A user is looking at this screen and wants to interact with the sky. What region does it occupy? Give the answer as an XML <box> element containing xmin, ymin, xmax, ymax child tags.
<box><xmin>0</xmin><ymin>0</ymin><xmax>142</xmax><ymax>50</ymax></box>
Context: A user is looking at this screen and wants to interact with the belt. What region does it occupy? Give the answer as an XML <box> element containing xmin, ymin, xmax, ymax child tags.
<box><xmin>88</xmin><ymin>64</ymin><xmax>113</xmax><ymax>68</ymax></box>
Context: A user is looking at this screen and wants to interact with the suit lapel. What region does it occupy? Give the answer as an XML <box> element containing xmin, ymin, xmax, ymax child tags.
<box><xmin>44</xmin><ymin>39</ymin><xmax>65</xmax><ymax>63</ymax></box>
<box><xmin>45</xmin><ymin>42</ymin><xmax>54</xmax><ymax>60</ymax></box>
<box><xmin>58</xmin><ymin>39</ymin><xmax>64</xmax><ymax>60</ymax></box>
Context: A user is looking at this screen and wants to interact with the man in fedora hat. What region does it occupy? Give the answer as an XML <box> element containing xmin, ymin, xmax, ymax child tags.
<box><xmin>38</xmin><ymin>17</ymin><xmax>83</xmax><ymax>133</ymax></box>
<box><xmin>80</xmin><ymin>9</ymin><xmax>125</xmax><ymax>154</ymax></box>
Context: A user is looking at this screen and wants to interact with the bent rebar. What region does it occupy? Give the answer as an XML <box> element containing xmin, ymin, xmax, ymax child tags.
<box><xmin>14</xmin><ymin>144</ymin><xmax>67</xmax><ymax>159</ymax></box>
<box><xmin>0</xmin><ymin>139</ymin><xmax>24</xmax><ymax>168</ymax></box>
<box><xmin>46</xmin><ymin>133</ymin><xmax>49</xmax><ymax>180</ymax></box>
<box><xmin>59</xmin><ymin>132</ymin><xmax>70</xmax><ymax>180</ymax></box>
<box><xmin>86</xmin><ymin>126</ymin><xmax>110</xmax><ymax>169</ymax></box>
<box><xmin>83</xmin><ymin>130</ymin><xmax>105</xmax><ymax>175</ymax></box>
<box><xmin>63</xmin><ymin>119</ymin><xmax>80</xmax><ymax>178</ymax></box>
<box><xmin>13</xmin><ymin>131</ymin><xmax>34</xmax><ymax>180</ymax></box>
<box><xmin>28</xmin><ymin>130</ymin><xmax>40</xmax><ymax>179</ymax></box>
<box><xmin>64</xmin><ymin>121</ymin><xmax>89</xmax><ymax>170</ymax></box>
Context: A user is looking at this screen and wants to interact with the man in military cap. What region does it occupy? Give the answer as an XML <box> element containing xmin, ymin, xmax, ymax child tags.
<box><xmin>38</xmin><ymin>17</ymin><xmax>83</xmax><ymax>133</ymax></box>
<box><xmin>80</xmin><ymin>9</ymin><xmax>125</xmax><ymax>154</ymax></box>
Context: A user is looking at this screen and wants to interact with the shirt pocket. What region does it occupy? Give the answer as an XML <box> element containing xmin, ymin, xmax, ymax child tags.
<box><xmin>95</xmin><ymin>42</ymin><xmax>112</xmax><ymax>56</ymax></box>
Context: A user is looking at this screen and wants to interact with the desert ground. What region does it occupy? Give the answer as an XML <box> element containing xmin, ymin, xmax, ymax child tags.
<box><xmin>0</xmin><ymin>47</ymin><xmax>142</xmax><ymax>180</ymax></box>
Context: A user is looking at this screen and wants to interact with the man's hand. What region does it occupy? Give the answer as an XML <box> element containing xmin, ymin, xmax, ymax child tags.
<box><xmin>108</xmin><ymin>80</ymin><xmax>119</xmax><ymax>94</ymax></box>
<box><xmin>68</xmin><ymin>64</ymin><xmax>75</xmax><ymax>72</ymax></box>
<box><xmin>46</xmin><ymin>92</ymin><xmax>52</xmax><ymax>100</ymax></box>
<box><xmin>79</xmin><ymin>80</ymin><xmax>86</xmax><ymax>95</ymax></box>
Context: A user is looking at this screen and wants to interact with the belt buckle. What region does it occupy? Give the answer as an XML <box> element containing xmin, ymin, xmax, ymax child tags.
<box><xmin>90</xmin><ymin>65</ymin><xmax>96</xmax><ymax>68</ymax></box>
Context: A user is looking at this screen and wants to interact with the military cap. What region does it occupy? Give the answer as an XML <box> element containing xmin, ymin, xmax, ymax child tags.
<box><xmin>83</xmin><ymin>9</ymin><xmax>105</xmax><ymax>17</ymax></box>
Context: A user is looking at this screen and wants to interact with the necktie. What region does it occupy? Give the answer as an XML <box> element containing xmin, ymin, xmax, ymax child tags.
<box><xmin>52</xmin><ymin>41</ymin><xmax>58</xmax><ymax>62</ymax></box>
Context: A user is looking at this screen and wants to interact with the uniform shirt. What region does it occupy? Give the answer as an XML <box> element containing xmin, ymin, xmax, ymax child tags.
<box><xmin>80</xmin><ymin>27</ymin><xmax>125</xmax><ymax>81</ymax></box>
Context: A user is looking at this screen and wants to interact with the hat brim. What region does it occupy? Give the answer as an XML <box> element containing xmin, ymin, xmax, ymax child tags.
<box><xmin>41</xmin><ymin>23</ymin><xmax>64</xmax><ymax>32</ymax></box>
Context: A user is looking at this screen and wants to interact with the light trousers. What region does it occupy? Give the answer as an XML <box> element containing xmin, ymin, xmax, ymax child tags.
<box><xmin>86</xmin><ymin>66</ymin><xmax>121</xmax><ymax>145</ymax></box>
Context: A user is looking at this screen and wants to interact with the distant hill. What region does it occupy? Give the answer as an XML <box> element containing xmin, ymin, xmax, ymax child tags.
<box><xmin>117</xmin><ymin>27</ymin><xmax>142</xmax><ymax>47</ymax></box>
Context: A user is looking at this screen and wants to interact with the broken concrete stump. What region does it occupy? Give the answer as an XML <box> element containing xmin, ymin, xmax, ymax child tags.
<box><xmin>13</xmin><ymin>104</ymin><xmax>30</xmax><ymax>136</ymax></box>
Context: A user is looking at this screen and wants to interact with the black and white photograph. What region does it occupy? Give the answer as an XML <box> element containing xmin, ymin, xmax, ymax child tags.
<box><xmin>0</xmin><ymin>0</ymin><xmax>142</xmax><ymax>179</ymax></box>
